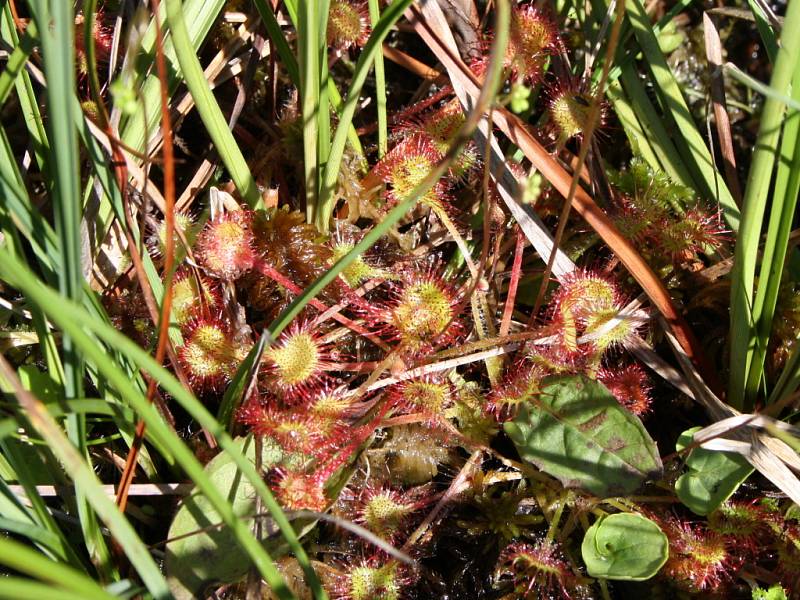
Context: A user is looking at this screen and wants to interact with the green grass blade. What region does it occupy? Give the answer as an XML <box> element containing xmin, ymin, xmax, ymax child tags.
<box><xmin>282</xmin><ymin>0</ymin><xmax>299</xmax><ymax>33</ymax></box>
<box><xmin>140</xmin><ymin>0</ymin><xmax>224</xmax><ymax>57</ymax></box>
<box><xmin>0</xmin><ymin>147</ymin><xmax>66</xmax><ymax>431</ymax></box>
<box><xmin>299</xmin><ymin>0</ymin><xmax>321</xmax><ymax>222</ymax></box>
<box><xmin>328</xmin><ymin>80</ymin><xmax>366</xmax><ymax>162</ymax></box>
<box><xmin>604</xmin><ymin>0</ymin><xmax>694</xmax><ymax>87</ymax></box>
<box><xmin>616</xmin><ymin>64</ymin><xmax>696</xmax><ymax>191</ymax></box>
<box><xmin>317</xmin><ymin>0</ymin><xmax>332</xmax><ymax>206</ymax></box>
<box><xmin>0</xmin><ymin>121</ymin><xmax>67</xmax><ymax>392</ymax></box>
<box><xmin>0</xmin><ymin>537</ymin><xmax>114</xmax><ymax>600</ymax></box>
<box><xmin>0</xmin><ymin>357</ymin><xmax>169</xmax><ymax>598</ymax></box>
<box><xmin>746</xmin><ymin>0</ymin><xmax>779</xmax><ymax>63</ymax></box>
<box><xmin>27</xmin><ymin>0</ymin><xmax>81</xmax><ymax>306</ymax></box>
<box><xmin>0</xmin><ymin>517</ymin><xmax>67</xmax><ymax>560</ymax></box>
<box><xmin>0</xmin><ymin>25</ymin><xmax>35</xmax><ymax>105</ymax></box>
<box><xmin>0</xmin><ymin>440</ymin><xmax>81</xmax><ymax>567</ymax></box>
<box><xmin>0</xmin><ymin>124</ymin><xmax>59</xmax><ymax>275</ymax></box>
<box><xmin>724</xmin><ymin>62</ymin><xmax>800</xmax><ymax>112</ymax></box>
<box><xmin>625</xmin><ymin>0</ymin><xmax>739</xmax><ymax>230</ymax></box>
<box><xmin>43</xmin><ymin>398</ymin><xmax>135</xmax><ymax>421</ymax></box>
<box><xmin>163</xmin><ymin>0</ymin><xmax>261</xmax><ymax>206</ymax></box>
<box><xmin>729</xmin><ymin>0</ymin><xmax>800</xmax><ymax>410</ymax></box>
<box><xmin>0</xmin><ymin>250</ymin><xmax>324</xmax><ymax>600</ymax></box>
<box><xmin>368</xmin><ymin>0</ymin><xmax>388</xmax><ymax>158</ymax></box>
<box><xmin>317</xmin><ymin>0</ymin><xmax>416</xmax><ymax>229</ymax></box>
<box><xmin>0</xmin><ymin>478</ymin><xmax>66</xmax><ymax>562</ymax></box>
<box><xmin>28</xmin><ymin>0</ymin><xmax>110</xmax><ymax>574</ymax></box>
<box><xmin>606</xmin><ymin>80</ymin><xmax>662</xmax><ymax>172</ymax></box>
<box><xmin>0</xmin><ymin>578</ymin><xmax>114</xmax><ymax>600</ymax></box>
<box><xmin>252</xmin><ymin>0</ymin><xmax>300</xmax><ymax>84</ymax></box>
<box><xmin>10</xmin><ymin>369</ymin><xmax>89</xmax><ymax>568</ymax></box>
<box><xmin>0</xmin><ymin>8</ymin><xmax>50</xmax><ymax>194</ymax></box>
<box><xmin>743</xmin><ymin>65</ymin><xmax>800</xmax><ymax>402</ymax></box>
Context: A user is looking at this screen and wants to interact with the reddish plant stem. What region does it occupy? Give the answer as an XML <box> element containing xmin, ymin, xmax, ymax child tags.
<box><xmin>314</xmin><ymin>397</ymin><xmax>394</xmax><ymax>485</ymax></box>
<box><xmin>356</xmin><ymin>84</ymin><xmax>453</xmax><ymax>136</ymax></box>
<box><xmin>116</xmin><ymin>0</ymin><xmax>177</xmax><ymax>513</ymax></box>
<box><xmin>8</xmin><ymin>0</ymin><xmax>23</xmax><ymax>31</ymax></box>
<box><xmin>255</xmin><ymin>260</ymin><xmax>390</xmax><ymax>351</ymax></box>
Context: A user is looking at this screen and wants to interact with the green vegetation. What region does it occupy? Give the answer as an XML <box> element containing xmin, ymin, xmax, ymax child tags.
<box><xmin>0</xmin><ymin>0</ymin><xmax>799</xmax><ymax>597</ymax></box>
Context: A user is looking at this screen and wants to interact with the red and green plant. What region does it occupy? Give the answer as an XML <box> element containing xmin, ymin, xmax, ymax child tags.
<box><xmin>1</xmin><ymin>0</ymin><xmax>799</xmax><ymax>599</ymax></box>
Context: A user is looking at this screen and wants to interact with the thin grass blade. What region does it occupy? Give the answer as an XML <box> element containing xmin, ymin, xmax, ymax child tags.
<box><xmin>0</xmin><ymin>537</ymin><xmax>113</xmax><ymax>600</ymax></box>
<box><xmin>0</xmin><ymin>355</ymin><xmax>169</xmax><ymax>598</ymax></box>
<box><xmin>163</xmin><ymin>0</ymin><xmax>261</xmax><ymax>206</ymax></box>
<box><xmin>317</xmin><ymin>0</ymin><xmax>417</xmax><ymax>229</ymax></box>
<box><xmin>729</xmin><ymin>0</ymin><xmax>800</xmax><ymax>410</ymax></box>
<box><xmin>744</xmin><ymin>67</ymin><xmax>800</xmax><ymax>401</ymax></box>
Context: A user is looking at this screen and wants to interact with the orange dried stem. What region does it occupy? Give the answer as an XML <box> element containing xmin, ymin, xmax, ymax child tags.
<box><xmin>117</xmin><ymin>0</ymin><xmax>177</xmax><ymax>512</ymax></box>
<box><xmin>500</xmin><ymin>226</ymin><xmax>525</xmax><ymax>338</ymax></box>
<box><xmin>531</xmin><ymin>0</ymin><xmax>624</xmax><ymax>320</ymax></box>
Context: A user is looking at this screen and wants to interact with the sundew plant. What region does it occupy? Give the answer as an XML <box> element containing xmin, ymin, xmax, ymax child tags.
<box><xmin>1</xmin><ymin>0</ymin><xmax>800</xmax><ymax>598</ymax></box>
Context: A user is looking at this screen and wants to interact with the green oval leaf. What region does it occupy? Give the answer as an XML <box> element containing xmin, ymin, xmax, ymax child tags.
<box><xmin>504</xmin><ymin>375</ymin><xmax>662</xmax><ymax>497</ymax></box>
<box><xmin>165</xmin><ymin>435</ymin><xmax>286</xmax><ymax>599</ymax></box>
<box><xmin>581</xmin><ymin>513</ymin><xmax>668</xmax><ymax>580</ymax></box>
<box><xmin>675</xmin><ymin>426</ymin><xmax>754</xmax><ymax>516</ymax></box>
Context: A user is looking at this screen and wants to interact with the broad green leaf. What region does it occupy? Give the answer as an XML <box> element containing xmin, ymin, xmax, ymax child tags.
<box><xmin>166</xmin><ymin>436</ymin><xmax>289</xmax><ymax>599</ymax></box>
<box><xmin>504</xmin><ymin>375</ymin><xmax>662</xmax><ymax>497</ymax></box>
<box><xmin>581</xmin><ymin>513</ymin><xmax>668</xmax><ymax>580</ymax></box>
<box><xmin>675</xmin><ymin>427</ymin><xmax>753</xmax><ymax>516</ymax></box>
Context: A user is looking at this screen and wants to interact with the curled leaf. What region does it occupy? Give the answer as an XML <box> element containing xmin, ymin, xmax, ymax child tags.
<box><xmin>581</xmin><ymin>513</ymin><xmax>668</xmax><ymax>580</ymax></box>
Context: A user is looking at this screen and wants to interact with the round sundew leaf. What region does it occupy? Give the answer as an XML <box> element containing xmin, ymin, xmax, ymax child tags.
<box><xmin>581</xmin><ymin>513</ymin><xmax>669</xmax><ymax>580</ymax></box>
<box><xmin>675</xmin><ymin>426</ymin><xmax>754</xmax><ymax>516</ymax></box>
<box><xmin>504</xmin><ymin>375</ymin><xmax>662</xmax><ymax>497</ymax></box>
<box><xmin>165</xmin><ymin>435</ymin><xmax>288</xmax><ymax>599</ymax></box>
